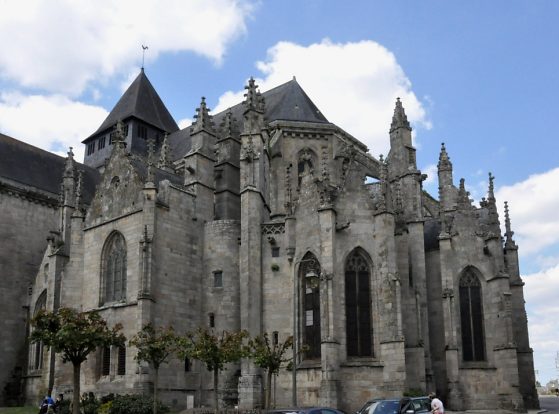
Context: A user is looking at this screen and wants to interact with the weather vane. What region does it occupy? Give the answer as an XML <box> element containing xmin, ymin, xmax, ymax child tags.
<box><xmin>141</xmin><ymin>45</ymin><xmax>149</xmax><ymax>70</ymax></box>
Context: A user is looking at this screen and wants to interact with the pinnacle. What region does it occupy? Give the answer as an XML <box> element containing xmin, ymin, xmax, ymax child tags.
<box><xmin>243</xmin><ymin>76</ymin><xmax>265</xmax><ymax>114</ymax></box>
<box><xmin>457</xmin><ymin>178</ymin><xmax>472</xmax><ymax>208</ymax></box>
<box><xmin>64</xmin><ymin>146</ymin><xmax>75</xmax><ymax>178</ymax></box>
<box><xmin>390</xmin><ymin>97</ymin><xmax>411</xmax><ymax>133</ymax></box>
<box><xmin>438</xmin><ymin>142</ymin><xmax>453</xmax><ymax>171</ymax></box>
<box><xmin>192</xmin><ymin>96</ymin><xmax>215</xmax><ymax>134</ymax></box>
<box><xmin>158</xmin><ymin>132</ymin><xmax>172</xmax><ymax>170</ymax></box>
<box><xmin>219</xmin><ymin>108</ymin><xmax>238</xmax><ymax>139</ymax></box>
<box><xmin>504</xmin><ymin>201</ymin><xmax>517</xmax><ymax>249</ymax></box>
<box><xmin>488</xmin><ymin>172</ymin><xmax>495</xmax><ymax>201</ymax></box>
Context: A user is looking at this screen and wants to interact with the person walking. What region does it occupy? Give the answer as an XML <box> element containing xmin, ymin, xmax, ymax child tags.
<box><xmin>429</xmin><ymin>392</ymin><xmax>444</xmax><ymax>414</ymax></box>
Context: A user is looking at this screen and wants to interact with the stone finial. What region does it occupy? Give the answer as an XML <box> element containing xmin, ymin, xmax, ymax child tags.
<box><xmin>390</xmin><ymin>97</ymin><xmax>411</xmax><ymax>133</ymax></box>
<box><xmin>488</xmin><ymin>172</ymin><xmax>496</xmax><ymax>201</ymax></box>
<box><xmin>504</xmin><ymin>201</ymin><xmax>517</xmax><ymax>249</ymax></box>
<box><xmin>63</xmin><ymin>147</ymin><xmax>75</xmax><ymax>178</ymax></box>
<box><xmin>457</xmin><ymin>178</ymin><xmax>472</xmax><ymax>208</ymax></box>
<box><xmin>243</xmin><ymin>77</ymin><xmax>265</xmax><ymax>114</ymax></box>
<box><xmin>220</xmin><ymin>108</ymin><xmax>238</xmax><ymax>140</ymax></box>
<box><xmin>157</xmin><ymin>133</ymin><xmax>172</xmax><ymax>170</ymax></box>
<box><xmin>438</xmin><ymin>142</ymin><xmax>453</xmax><ymax>172</ymax></box>
<box><xmin>192</xmin><ymin>97</ymin><xmax>215</xmax><ymax>134</ymax></box>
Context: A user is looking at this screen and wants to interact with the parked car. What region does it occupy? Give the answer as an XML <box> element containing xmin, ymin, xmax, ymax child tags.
<box><xmin>268</xmin><ymin>407</ymin><xmax>346</xmax><ymax>414</ymax></box>
<box><xmin>356</xmin><ymin>397</ymin><xmax>431</xmax><ymax>414</ymax></box>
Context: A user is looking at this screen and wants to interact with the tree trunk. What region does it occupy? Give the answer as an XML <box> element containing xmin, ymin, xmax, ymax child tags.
<box><xmin>153</xmin><ymin>366</ymin><xmax>159</xmax><ymax>414</ymax></box>
<box><xmin>72</xmin><ymin>362</ymin><xmax>81</xmax><ymax>414</ymax></box>
<box><xmin>265</xmin><ymin>370</ymin><xmax>273</xmax><ymax>409</ymax></box>
<box><xmin>213</xmin><ymin>369</ymin><xmax>219</xmax><ymax>414</ymax></box>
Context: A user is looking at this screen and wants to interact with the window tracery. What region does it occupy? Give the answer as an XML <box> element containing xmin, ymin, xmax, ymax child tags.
<box><xmin>459</xmin><ymin>267</ymin><xmax>486</xmax><ymax>361</ymax></box>
<box><xmin>101</xmin><ymin>232</ymin><xmax>127</xmax><ymax>305</ymax></box>
<box><xmin>345</xmin><ymin>249</ymin><xmax>373</xmax><ymax>357</ymax></box>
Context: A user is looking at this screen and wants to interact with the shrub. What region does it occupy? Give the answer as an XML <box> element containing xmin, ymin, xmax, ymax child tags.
<box><xmin>81</xmin><ymin>392</ymin><xmax>100</xmax><ymax>414</ymax></box>
<box><xmin>98</xmin><ymin>401</ymin><xmax>112</xmax><ymax>414</ymax></box>
<box><xmin>108</xmin><ymin>394</ymin><xmax>169</xmax><ymax>414</ymax></box>
<box><xmin>58</xmin><ymin>400</ymin><xmax>71</xmax><ymax>414</ymax></box>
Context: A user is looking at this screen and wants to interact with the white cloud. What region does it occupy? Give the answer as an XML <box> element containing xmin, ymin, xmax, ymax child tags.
<box><xmin>523</xmin><ymin>264</ymin><xmax>559</xmax><ymax>384</ymax></box>
<box><xmin>178</xmin><ymin>118</ymin><xmax>193</xmax><ymax>129</ymax></box>
<box><xmin>496</xmin><ymin>167</ymin><xmax>559</xmax><ymax>256</ymax></box>
<box><xmin>422</xmin><ymin>164</ymin><xmax>438</xmax><ymax>185</ymax></box>
<box><xmin>213</xmin><ymin>39</ymin><xmax>431</xmax><ymax>156</ymax></box>
<box><xmin>0</xmin><ymin>0</ymin><xmax>253</xmax><ymax>96</ymax></box>
<box><xmin>0</xmin><ymin>92</ymin><xmax>108</xmax><ymax>162</ymax></box>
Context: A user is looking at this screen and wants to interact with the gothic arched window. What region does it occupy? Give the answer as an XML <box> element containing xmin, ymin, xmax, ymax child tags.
<box><xmin>459</xmin><ymin>267</ymin><xmax>486</xmax><ymax>361</ymax></box>
<box><xmin>345</xmin><ymin>249</ymin><xmax>373</xmax><ymax>357</ymax></box>
<box><xmin>300</xmin><ymin>252</ymin><xmax>321</xmax><ymax>359</ymax></box>
<box><xmin>101</xmin><ymin>232</ymin><xmax>127</xmax><ymax>305</ymax></box>
<box><xmin>30</xmin><ymin>290</ymin><xmax>47</xmax><ymax>371</ymax></box>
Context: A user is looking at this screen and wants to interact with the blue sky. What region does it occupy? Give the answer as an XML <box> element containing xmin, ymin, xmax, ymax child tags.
<box><xmin>0</xmin><ymin>0</ymin><xmax>558</xmax><ymax>386</ymax></box>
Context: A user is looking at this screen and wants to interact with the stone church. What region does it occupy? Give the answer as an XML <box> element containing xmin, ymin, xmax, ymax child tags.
<box><xmin>0</xmin><ymin>70</ymin><xmax>539</xmax><ymax>411</ymax></box>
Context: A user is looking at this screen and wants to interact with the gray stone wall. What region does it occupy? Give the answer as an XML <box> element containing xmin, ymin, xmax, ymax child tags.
<box><xmin>0</xmin><ymin>189</ymin><xmax>58</xmax><ymax>405</ymax></box>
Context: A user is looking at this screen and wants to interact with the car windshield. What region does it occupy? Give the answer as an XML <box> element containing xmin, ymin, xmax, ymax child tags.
<box><xmin>370</xmin><ymin>400</ymin><xmax>400</xmax><ymax>414</ymax></box>
<box><xmin>412</xmin><ymin>398</ymin><xmax>431</xmax><ymax>411</ymax></box>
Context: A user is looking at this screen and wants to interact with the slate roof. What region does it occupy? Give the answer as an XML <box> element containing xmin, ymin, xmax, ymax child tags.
<box><xmin>86</xmin><ymin>69</ymin><xmax>179</xmax><ymax>141</ymax></box>
<box><xmin>213</xmin><ymin>78</ymin><xmax>329</xmax><ymax>126</ymax></box>
<box><xmin>0</xmin><ymin>133</ymin><xmax>100</xmax><ymax>203</ymax></box>
<box><xmin>167</xmin><ymin>78</ymin><xmax>331</xmax><ymax>161</ymax></box>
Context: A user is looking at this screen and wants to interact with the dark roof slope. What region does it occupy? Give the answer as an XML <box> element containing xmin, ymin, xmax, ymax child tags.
<box><xmin>163</xmin><ymin>78</ymin><xmax>332</xmax><ymax>162</ymax></box>
<box><xmin>0</xmin><ymin>133</ymin><xmax>99</xmax><ymax>203</ymax></box>
<box><xmin>86</xmin><ymin>69</ymin><xmax>179</xmax><ymax>141</ymax></box>
<box><xmin>213</xmin><ymin>78</ymin><xmax>329</xmax><ymax>126</ymax></box>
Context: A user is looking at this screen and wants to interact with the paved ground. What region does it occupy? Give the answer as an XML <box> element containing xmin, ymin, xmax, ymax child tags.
<box><xmin>538</xmin><ymin>395</ymin><xmax>559</xmax><ymax>413</ymax></box>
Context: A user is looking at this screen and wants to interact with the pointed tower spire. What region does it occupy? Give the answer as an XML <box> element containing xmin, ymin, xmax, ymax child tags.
<box><xmin>192</xmin><ymin>97</ymin><xmax>215</xmax><ymax>134</ymax></box>
<box><xmin>157</xmin><ymin>132</ymin><xmax>173</xmax><ymax>172</ymax></box>
<box><xmin>390</xmin><ymin>97</ymin><xmax>411</xmax><ymax>133</ymax></box>
<box><xmin>504</xmin><ymin>201</ymin><xmax>517</xmax><ymax>249</ymax></box>
<box><xmin>438</xmin><ymin>142</ymin><xmax>452</xmax><ymax>172</ymax></box>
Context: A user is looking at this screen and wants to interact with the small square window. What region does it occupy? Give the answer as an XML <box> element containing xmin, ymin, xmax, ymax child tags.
<box><xmin>213</xmin><ymin>271</ymin><xmax>223</xmax><ymax>287</ymax></box>
<box><xmin>271</xmin><ymin>247</ymin><xmax>280</xmax><ymax>257</ymax></box>
<box><xmin>306</xmin><ymin>310</ymin><xmax>314</xmax><ymax>326</ymax></box>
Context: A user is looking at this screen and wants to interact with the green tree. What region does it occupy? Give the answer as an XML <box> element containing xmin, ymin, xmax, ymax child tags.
<box><xmin>30</xmin><ymin>307</ymin><xmax>125</xmax><ymax>414</ymax></box>
<box><xmin>247</xmin><ymin>333</ymin><xmax>293</xmax><ymax>409</ymax></box>
<box><xmin>178</xmin><ymin>328</ymin><xmax>248</xmax><ymax>412</ymax></box>
<box><xmin>129</xmin><ymin>324</ymin><xmax>178</xmax><ymax>414</ymax></box>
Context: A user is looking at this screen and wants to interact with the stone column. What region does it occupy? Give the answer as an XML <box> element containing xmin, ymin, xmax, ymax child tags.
<box><xmin>438</xmin><ymin>234</ymin><xmax>462</xmax><ymax>410</ymax></box>
<box><xmin>318</xmin><ymin>207</ymin><xmax>339</xmax><ymax>407</ymax></box>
